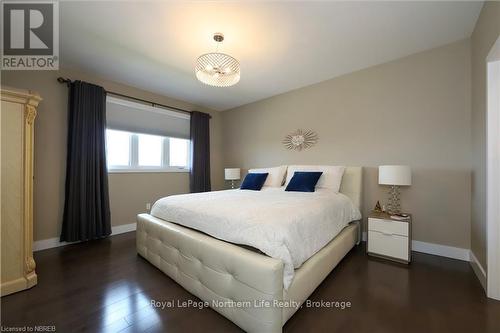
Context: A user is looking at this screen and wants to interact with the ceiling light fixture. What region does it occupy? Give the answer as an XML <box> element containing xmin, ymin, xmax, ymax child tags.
<box><xmin>195</xmin><ymin>33</ymin><xmax>240</xmax><ymax>87</ymax></box>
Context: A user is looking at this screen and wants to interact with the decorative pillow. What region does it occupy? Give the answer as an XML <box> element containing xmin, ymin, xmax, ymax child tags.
<box><xmin>285</xmin><ymin>172</ymin><xmax>323</xmax><ymax>192</ymax></box>
<box><xmin>248</xmin><ymin>165</ymin><xmax>287</xmax><ymax>187</ymax></box>
<box><xmin>285</xmin><ymin>165</ymin><xmax>345</xmax><ymax>192</ymax></box>
<box><xmin>240</xmin><ymin>173</ymin><xmax>269</xmax><ymax>191</ymax></box>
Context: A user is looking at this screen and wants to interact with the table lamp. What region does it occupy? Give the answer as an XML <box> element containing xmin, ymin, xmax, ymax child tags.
<box><xmin>378</xmin><ymin>165</ymin><xmax>412</xmax><ymax>214</ymax></box>
<box><xmin>224</xmin><ymin>168</ymin><xmax>241</xmax><ymax>189</ymax></box>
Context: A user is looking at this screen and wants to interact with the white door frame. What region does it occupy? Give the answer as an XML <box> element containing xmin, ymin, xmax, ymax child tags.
<box><xmin>486</xmin><ymin>36</ymin><xmax>500</xmax><ymax>300</ymax></box>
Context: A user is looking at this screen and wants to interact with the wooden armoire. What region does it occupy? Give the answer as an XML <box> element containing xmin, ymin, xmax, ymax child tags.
<box><xmin>1</xmin><ymin>86</ymin><xmax>41</xmax><ymax>296</ymax></box>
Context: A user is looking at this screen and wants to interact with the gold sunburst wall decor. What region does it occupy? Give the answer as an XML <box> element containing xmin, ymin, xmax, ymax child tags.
<box><xmin>283</xmin><ymin>129</ymin><xmax>318</xmax><ymax>151</ymax></box>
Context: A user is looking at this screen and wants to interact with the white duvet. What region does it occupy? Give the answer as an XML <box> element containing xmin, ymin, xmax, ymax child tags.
<box><xmin>150</xmin><ymin>187</ymin><xmax>361</xmax><ymax>289</ymax></box>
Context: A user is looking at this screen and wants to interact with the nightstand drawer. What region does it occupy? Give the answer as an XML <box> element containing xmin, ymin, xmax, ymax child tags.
<box><xmin>368</xmin><ymin>230</ymin><xmax>409</xmax><ymax>260</ymax></box>
<box><xmin>368</xmin><ymin>218</ymin><xmax>409</xmax><ymax>237</ymax></box>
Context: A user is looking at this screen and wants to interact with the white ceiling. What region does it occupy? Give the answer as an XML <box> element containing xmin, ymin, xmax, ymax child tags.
<box><xmin>60</xmin><ymin>1</ymin><xmax>483</xmax><ymax>111</ymax></box>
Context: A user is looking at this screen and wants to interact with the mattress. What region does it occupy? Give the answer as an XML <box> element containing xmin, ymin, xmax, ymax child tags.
<box><xmin>150</xmin><ymin>187</ymin><xmax>361</xmax><ymax>288</ymax></box>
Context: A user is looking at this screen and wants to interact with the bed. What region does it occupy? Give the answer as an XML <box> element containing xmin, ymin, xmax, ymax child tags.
<box><xmin>136</xmin><ymin>166</ymin><xmax>362</xmax><ymax>332</ymax></box>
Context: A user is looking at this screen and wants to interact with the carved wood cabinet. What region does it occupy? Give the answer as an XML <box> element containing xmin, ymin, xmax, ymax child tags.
<box><xmin>1</xmin><ymin>86</ymin><xmax>40</xmax><ymax>296</ymax></box>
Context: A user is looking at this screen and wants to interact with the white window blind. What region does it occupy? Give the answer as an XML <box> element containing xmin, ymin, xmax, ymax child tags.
<box><xmin>106</xmin><ymin>96</ymin><xmax>190</xmax><ymax>139</ymax></box>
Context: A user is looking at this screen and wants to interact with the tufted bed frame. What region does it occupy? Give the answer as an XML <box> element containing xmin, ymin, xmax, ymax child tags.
<box><xmin>136</xmin><ymin>166</ymin><xmax>362</xmax><ymax>332</ymax></box>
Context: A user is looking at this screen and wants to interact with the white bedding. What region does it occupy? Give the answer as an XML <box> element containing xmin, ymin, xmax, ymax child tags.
<box><xmin>150</xmin><ymin>187</ymin><xmax>361</xmax><ymax>289</ymax></box>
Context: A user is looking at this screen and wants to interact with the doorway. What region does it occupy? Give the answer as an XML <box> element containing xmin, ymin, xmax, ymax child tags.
<box><xmin>487</xmin><ymin>36</ymin><xmax>500</xmax><ymax>300</ymax></box>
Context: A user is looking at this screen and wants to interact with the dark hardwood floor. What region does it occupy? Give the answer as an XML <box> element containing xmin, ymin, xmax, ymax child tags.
<box><xmin>1</xmin><ymin>231</ymin><xmax>499</xmax><ymax>333</ymax></box>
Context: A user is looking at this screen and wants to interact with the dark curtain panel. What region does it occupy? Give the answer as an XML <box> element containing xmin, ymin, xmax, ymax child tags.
<box><xmin>189</xmin><ymin>111</ymin><xmax>211</xmax><ymax>193</ymax></box>
<box><xmin>60</xmin><ymin>81</ymin><xmax>111</xmax><ymax>242</ymax></box>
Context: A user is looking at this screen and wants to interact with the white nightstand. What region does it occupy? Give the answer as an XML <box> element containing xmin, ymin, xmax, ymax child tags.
<box><xmin>367</xmin><ymin>211</ymin><xmax>411</xmax><ymax>264</ymax></box>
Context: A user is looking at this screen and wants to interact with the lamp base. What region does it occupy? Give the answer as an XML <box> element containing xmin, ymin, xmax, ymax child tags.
<box><xmin>387</xmin><ymin>185</ymin><xmax>402</xmax><ymax>214</ymax></box>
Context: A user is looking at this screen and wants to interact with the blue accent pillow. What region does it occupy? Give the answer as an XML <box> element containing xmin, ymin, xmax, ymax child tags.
<box><xmin>285</xmin><ymin>172</ymin><xmax>323</xmax><ymax>192</ymax></box>
<box><xmin>240</xmin><ymin>173</ymin><xmax>269</xmax><ymax>191</ymax></box>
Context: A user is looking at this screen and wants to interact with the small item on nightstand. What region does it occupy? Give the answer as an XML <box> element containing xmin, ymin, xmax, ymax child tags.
<box><xmin>390</xmin><ymin>214</ymin><xmax>410</xmax><ymax>221</ymax></box>
<box><xmin>374</xmin><ymin>200</ymin><xmax>382</xmax><ymax>212</ymax></box>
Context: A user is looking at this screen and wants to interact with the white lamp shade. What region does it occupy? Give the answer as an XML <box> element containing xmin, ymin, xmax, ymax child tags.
<box><xmin>379</xmin><ymin>165</ymin><xmax>412</xmax><ymax>186</ymax></box>
<box><xmin>224</xmin><ymin>168</ymin><xmax>241</xmax><ymax>180</ymax></box>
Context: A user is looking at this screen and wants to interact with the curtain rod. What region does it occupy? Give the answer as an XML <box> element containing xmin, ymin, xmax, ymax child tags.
<box><xmin>57</xmin><ymin>77</ymin><xmax>211</xmax><ymax>118</ymax></box>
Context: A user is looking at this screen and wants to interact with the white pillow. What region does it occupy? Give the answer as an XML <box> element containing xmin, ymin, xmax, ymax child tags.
<box><xmin>248</xmin><ymin>165</ymin><xmax>287</xmax><ymax>187</ymax></box>
<box><xmin>285</xmin><ymin>165</ymin><xmax>346</xmax><ymax>192</ymax></box>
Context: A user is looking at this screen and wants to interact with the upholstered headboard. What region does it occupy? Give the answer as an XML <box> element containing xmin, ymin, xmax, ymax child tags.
<box><xmin>339</xmin><ymin>166</ymin><xmax>363</xmax><ymax>210</ymax></box>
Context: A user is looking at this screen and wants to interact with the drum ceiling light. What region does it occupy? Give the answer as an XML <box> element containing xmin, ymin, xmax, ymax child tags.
<box><xmin>195</xmin><ymin>33</ymin><xmax>240</xmax><ymax>87</ymax></box>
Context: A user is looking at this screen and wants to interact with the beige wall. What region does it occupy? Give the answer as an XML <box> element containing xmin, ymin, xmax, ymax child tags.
<box><xmin>222</xmin><ymin>39</ymin><xmax>472</xmax><ymax>249</ymax></box>
<box><xmin>470</xmin><ymin>1</ymin><xmax>500</xmax><ymax>269</ymax></box>
<box><xmin>0</xmin><ymin>17</ymin><xmax>488</xmax><ymax>252</ymax></box>
<box><xmin>1</xmin><ymin>68</ymin><xmax>224</xmax><ymax>241</ymax></box>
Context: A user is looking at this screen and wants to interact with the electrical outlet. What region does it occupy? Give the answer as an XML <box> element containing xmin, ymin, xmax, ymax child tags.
<box><xmin>146</xmin><ymin>203</ymin><xmax>151</xmax><ymax>210</ymax></box>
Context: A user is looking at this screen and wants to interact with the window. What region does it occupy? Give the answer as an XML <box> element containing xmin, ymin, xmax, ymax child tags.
<box><xmin>138</xmin><ymin>134</ymin><xmax>162</xmax><ymax>167</ymax></box>
<box><xmin>106</xmin><ymin>129</ymin><xmax>190</xmax><ymax>172</ymax></box>
<box><xmin>106</xmin><ymin>130</ymin><xmax>130</xmax><ymax>167</ymax></box>
<box><xmin>169</xmin><ymin>138</ymin><xmax>189</xmax><ymax>168</ymax></box>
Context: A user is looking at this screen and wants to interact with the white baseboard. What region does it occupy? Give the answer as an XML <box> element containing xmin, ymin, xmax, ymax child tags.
<box><xmin>33</xmin><ymin>225</ymin><xmax>476</xmax><ymax>265</ymax></box>
<box><xmin>412</xmin><ymin>240</ymin><xmax>470</xmax><ymax>261</ymax></box>
<box><xmin>362</xmin><ymin>232</ymin><xmax>470</xmax><ymax>261</ymax></box>
<box><xmin>33</xmin><ymin>222</ymin><xmax>137</xmax><ymax>252</ymax></box>
<box><xmin>470</xmin><ymin>251</ymin><xmax>487</xmax><ymax>291</ymax></box>
<box><xmin>109</xmin><ymin>222</ymin><xmax>137</xmax><ymax>235</ymax></box>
